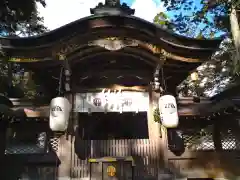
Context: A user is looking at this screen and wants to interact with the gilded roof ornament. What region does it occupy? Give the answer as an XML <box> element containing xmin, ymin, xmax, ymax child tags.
<box><xmin>90</xmin><ymin>0</ymin><xmax>135</xmax><ymax>15</ymax></box>
<box><xmin>88</xmin><ymin>38</ymin><xmax>138</xmax><ymax>51</ymax></box>
<box><xmin>105</xmin><ymin>0</ymin><xmax>120</xmax><ymax>6</ymax></box>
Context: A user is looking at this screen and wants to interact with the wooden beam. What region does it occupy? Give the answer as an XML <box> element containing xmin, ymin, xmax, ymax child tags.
<box><xmin>72</xmin><ymin>84</ymin><xmax>149</xmax><ymax>92</ymax></box>
<box><xmin>9</xmin><ymin>96</ymin><xmax>215</xmax><ymax>118</ymax></box>
<box><xmin>69</xmin><ymin>50</ymin><xmax>158</xmax><ymax>66</ymax></box>
<box><xmin>10</xmin><ymin>105</ymin><xmax>212</xmax><ymax>118</ymax></box>
<box><xmin>73</xmin><ymin>69</ymin><xmax>187</xmax><ymax>83</ymax></box>
<box><xmin>75</xmin><ymin>70</ymin><xmax>153</xmax><ymax>79</ymax></box>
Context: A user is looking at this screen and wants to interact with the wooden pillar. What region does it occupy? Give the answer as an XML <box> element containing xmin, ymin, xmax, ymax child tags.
<box><xmin>56</xmin><ymin>134</ymin><xmax>72</xmax><ymax>179</ymax></box>
<box><xmin>147</xmin><ymin>88</ymin><xmax>161</xmax><ymax>139</ymax></box>
<box><xmin>213</xmin><ymin>117</ymin><xmax>222</xmax><ymax>151</ymax></box>
<box><xmin>0</xmin><ymin>121</ymin><xmax>7</xmax><ymax>179</ymax></box>
<box><xmin>57</xmin><ymin>93</ymin><xmax>74</xmax><ymax>179</ymax></box>
<box><xmin>148</xmin><ymin>89</ymin><xmax>170</xmax><ymax>172</ymax></box>
<box><xmin>55</xmin><ymin>56</ymin><xmax>74</xmax><ymax>178</ymax></box>
<box><xmin>160</xmin><ymin>125</ymin><xmax>169</xmax><ymax>167</ymax></box>
<box><xmin>148</xmin><ymin>88</ymin><xmax>168</xmax><ymax>172</ymax></box>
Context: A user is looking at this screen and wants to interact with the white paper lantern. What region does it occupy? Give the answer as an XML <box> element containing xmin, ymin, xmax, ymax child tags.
<box><xmin>49</xmin><ymin>97</ymin><xmax>71</xmax><ymax>131</ymax></box>
<box><xmin>159</xmin><ymin>95</ymin><xmax>179</xmax><ymax>128</ymax></box>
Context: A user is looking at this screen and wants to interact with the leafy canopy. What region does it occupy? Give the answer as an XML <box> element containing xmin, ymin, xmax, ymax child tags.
<box><xmin>153</xmin><ymin>1</ymin><xmax>240</xmax><ymax>96</ymax></box>
<box><xmin>0</xmin><ymin>0</ymin><xmax>47</xmax><ymax>36</ymax></box>
<box><xmin>154</xmin><ymin>0</ymin><xmax>240</xmax><ymax>38</ymax></box>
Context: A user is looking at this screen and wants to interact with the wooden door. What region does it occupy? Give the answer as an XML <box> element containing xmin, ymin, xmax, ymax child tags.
<box><xmin>90</xmin><ymin>161</ymin><xmax>133</xmax><ymax>180</ymax></box>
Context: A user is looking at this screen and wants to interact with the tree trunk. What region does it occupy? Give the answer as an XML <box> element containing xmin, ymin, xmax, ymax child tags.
<box><xmin>230</xmin><ymin>6</ymin><xmax>240</xmax><ymax>73</ymax></box>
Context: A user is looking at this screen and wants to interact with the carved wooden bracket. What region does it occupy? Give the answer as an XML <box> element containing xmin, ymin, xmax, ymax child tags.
<box><xmin>88</xmin><ymin>38</ymin><xmax>138</xmax><ymax>51</ymax></box>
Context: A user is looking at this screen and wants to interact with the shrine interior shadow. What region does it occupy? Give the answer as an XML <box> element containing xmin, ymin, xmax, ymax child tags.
<box><xmin>3</xmin><ymin>151</ymin><xmax>60</xmax><ymax>180</ymax></box>
<box><xmin>78</xmin><ymin>112</ymin><xmax>149</xmax><ymax>140</ymax></box>
<box><xmin>3</xmin><ymin>129</ymin><xmax>60</xmax><ymax>180</ymax></box>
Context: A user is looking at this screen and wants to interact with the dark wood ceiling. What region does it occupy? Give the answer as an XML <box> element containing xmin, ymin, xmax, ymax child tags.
<box><xmin>21</xmin><ymin>49</ymin><xmax>202</xmax><ymax>95</ymax></box>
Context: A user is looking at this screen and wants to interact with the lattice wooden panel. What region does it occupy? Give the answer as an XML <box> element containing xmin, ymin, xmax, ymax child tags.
<box><xmin>5</xmin><ymin>132</ymin><xmax>47</xmax><ymax>154</ymax></box>
<box><xmin>220</xmin><ymin>129</ymin><xmax>240</xmax><ymax>150</ymax></box>
<box><xmin>49</xmin><ymin>133</ymin><xmax>61</xmax><ymax>152</ymax></box>
<box><xmin>183</xmin><ymin>127</ymin><xmax>214</xmax><ymax>150</ymax></box>
<box><xmin>5</xmin><ymin>145</ymin><xmax>45</xmax><ymax>154</ymax></box>
<box><xmin>169</xmin><ymin>125</ymin><xmax>215</xmax><ymax>151</ymax></box>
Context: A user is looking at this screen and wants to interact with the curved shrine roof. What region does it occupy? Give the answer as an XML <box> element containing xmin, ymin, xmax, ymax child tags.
<box><xmin>0</xmin><ymin>1</ymin><xmax>223</xmax><ymax>95</ymax></box>
<box><xmin>0</xmin><ymin>14</ymin><xmax>221</xmax><ymax>60</ymax></box>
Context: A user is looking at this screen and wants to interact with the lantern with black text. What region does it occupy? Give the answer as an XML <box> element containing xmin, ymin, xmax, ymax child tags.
<box><xmin>49</xmin><ymin>97</ymin><xmax>71</xmax><ymax>131</ymax></box>
<box><xmin>159</xmin><ymin>95</ymin><xmax>179</xmax><ymax>128</ymax></box>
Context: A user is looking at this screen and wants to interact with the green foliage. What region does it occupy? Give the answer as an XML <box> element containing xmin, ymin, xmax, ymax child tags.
<box><xmin>11</xmin><ymin>70</ymin><xmax>37</xmax><ymax>99</ymax></box>
<box><xmin>22</xmin><ymin>72</ymin><xmax>37</xmax><ymax>99</ymax></box>
<box><xmin>153</xmin><ymin>107</ymin><xmax>161</xmax><ymax>123</ymax></box>
<box><xmin>0</xmin><ymin>0</ymin><xmax>47</xmax><ymax>36</ymax></box>
<box><xmin>154</xmin><ymin>0</ymin><xmax>235</xmax><ymax>38</ymax></box>
<box><xmin>153</xmin><ymin>0</ymin><xmax>240</xmax><ymax>95</ymax></box>
<box><xmin>178</xmin><ymin>39</ymin><xmax>237</xmax><ymax>97</ymax></box>
<box><xmin>154</xmin><ymin>12</ymin><xmax>173</xmax><ymax>30</ymax></box>
<box><xmin>0</xmin><ymin>0</ymin><xmax>47</xmax><ymax>99</ymax></box>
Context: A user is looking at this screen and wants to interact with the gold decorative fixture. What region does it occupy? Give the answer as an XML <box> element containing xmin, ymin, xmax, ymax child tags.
<box><xmin>106</xmin><ymin>165</ymin><xmax>116</xmax><ymax>177</ymax></box>
<box><xmin>88</xmin><ymin>38</ymin><xmax>138</xmax><ymax>51</ymax></box>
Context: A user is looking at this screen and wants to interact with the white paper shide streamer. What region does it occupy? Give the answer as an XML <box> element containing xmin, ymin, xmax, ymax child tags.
<box><xmin>159</xmin><ymin>95</ymin><xmax>179</xmax><ymax>128</ymax></box>
<box><xmin>49</xmin><ymin>97</ymin><xmax>71</xmax><ymax>131</ymax></box>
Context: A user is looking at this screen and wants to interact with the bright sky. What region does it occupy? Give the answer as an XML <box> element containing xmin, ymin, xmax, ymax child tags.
<box><xmin>37</xmin><ymin>0</ymin><xmax>166</xmax><ymax>30</ymax></box>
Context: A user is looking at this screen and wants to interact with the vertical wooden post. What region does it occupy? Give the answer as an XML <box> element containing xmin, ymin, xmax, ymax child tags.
<box><xmin>0</xmin><ymin>121</ymin><xmax>7</xmax><ymax>179</ymax></box>
<box><xmin>57</xmin><ymin>93</ymin><xmax>74</xmax><ymax>179</ymax></box>
<box><xmin>148</xmin><ymin>88</ymin><xmax>167</xmax><ymax>172</ymax></box>
<box><xmin>213</xmin><ymin>117</ymin><xmax>222</xmax><ymax>151</ymax></box>
<box><xmin>57</xmin><ymin>134</ymin><xmax>72</xmax><ymax>179</ymax></box>
<box><xmin>149</xmin><ymin>88</ymin><xmax>171</xmax><ymax>171</ymax></box>
<box><xmin>70</xmin><ymin>93</ymin><xmax>80</xmax><ymax>177</ymax></box>
<box><xmin>147</xmin><ymin>87</ymin><xmax>161</xmax><ymax>139</ymax></box>
<box><xmin>160</xmin><ymin>125</ymin><xmax>169</xmax><ymax>169</ymax></box>
<box><xmin>56</xmin><ymin>56</ymin><xmax>74</xmax><ymax>178</ymax></box>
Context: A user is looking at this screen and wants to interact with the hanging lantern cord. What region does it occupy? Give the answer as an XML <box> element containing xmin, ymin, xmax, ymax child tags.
<box><xmin>161</xmin><ymin>67</ymin><xmax>167</xmax><ymax>93</ymax></box>
<box><xmin>58</xmin><ymin>67</ymin><xmax>64</xmax><ymax>96</ymax></box>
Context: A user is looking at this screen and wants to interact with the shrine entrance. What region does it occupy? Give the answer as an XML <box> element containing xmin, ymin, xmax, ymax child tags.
<box><xmin>78</xmin><ymin>112</ymin><xmax>149</xmax><ymax>140</ymax></box>
<box><xmin>0</xmin><ymin>0</ymin><xmax>222</xmax><ymax>179</ymax></box>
